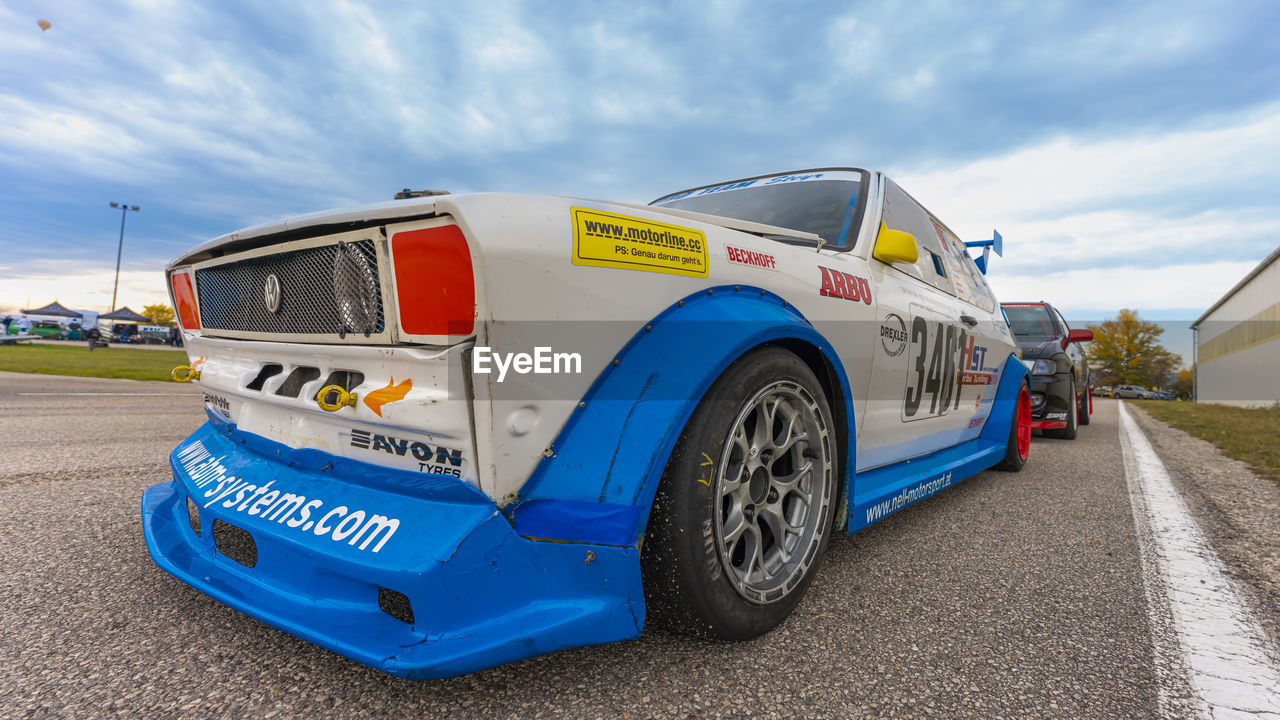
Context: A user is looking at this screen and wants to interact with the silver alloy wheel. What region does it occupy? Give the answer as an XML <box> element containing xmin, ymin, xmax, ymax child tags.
<box><xmin>714</xmin><ymin>379</ymin><xmax>833</xmax><ymax>605</ymax></box>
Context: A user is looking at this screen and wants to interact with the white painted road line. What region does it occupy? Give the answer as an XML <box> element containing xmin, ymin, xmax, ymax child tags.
<box><xmin>1119</xmin><ymin>401</ymin><xmax>1280</xmax><ymax>719</ymax></box>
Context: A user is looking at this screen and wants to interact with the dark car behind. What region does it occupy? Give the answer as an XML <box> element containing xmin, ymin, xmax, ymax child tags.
<box><xmin>1001</xmin><ymin>301</ymin><xmax>1093</xmax><ymax>439</ymax></box>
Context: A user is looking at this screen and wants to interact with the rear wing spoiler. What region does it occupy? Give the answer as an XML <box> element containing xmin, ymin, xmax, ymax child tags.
<box><xmin>964</xmin><ymin>230</ymin><xmax>1003</xmax><ymax>274</ymax></box>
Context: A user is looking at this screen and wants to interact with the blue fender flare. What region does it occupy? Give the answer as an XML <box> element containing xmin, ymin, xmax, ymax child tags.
<box><xmin>509</xmin><ymin>286</ymin><xmax>856</xmax><ymax>547</ymax></box>
<box><xmin>979</xmin><ymin>353</ymin><xmax>1030</xmax><ymax>448</ymax></box>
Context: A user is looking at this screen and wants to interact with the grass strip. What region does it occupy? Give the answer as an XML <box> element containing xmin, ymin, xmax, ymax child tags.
<box><xmin>0</xmin><ymin>343</ymin><xmax>189</xmax><ymax>382</ymax></box>
<box><xmin>1134</xmin><ymin>400</ymin><xmax>1280</xmax><ymax>485</ymax></box>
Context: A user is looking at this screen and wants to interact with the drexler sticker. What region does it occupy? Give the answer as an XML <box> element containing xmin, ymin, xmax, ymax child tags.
<box><xmin>880</xmin><ymin>313</ymin><xmax>907</xmax><ymax>357</ymax></box>
<box><xmin>571</xmin><ymin>207</ymin><xmax>709</xmax><ymax>278</ymax></box>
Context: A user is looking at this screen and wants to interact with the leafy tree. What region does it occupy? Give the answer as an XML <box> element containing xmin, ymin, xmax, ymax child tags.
<box><xmin>143</xmin><ymin>303</ymin><xmax>176</xmax><ymax>327</ymax></box>
<box><xmin>1171</xmin><ymin>368</ymin><xmax>1194</xmax><ymax>399</ymax></box>
<box><xmin>1086</xmin><ymin>309</ymin><xmax>1182</xmax><ymax>388</ymax></box>
<box><xmin>1092</xmin><ymin>371</ymin><xmax>1118</xmax><ymax>388</ymax></box>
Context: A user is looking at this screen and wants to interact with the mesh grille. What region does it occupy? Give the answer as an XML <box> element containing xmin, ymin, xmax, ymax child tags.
<box><xmin>195</xmin><ymin>240</ymin><xmax>385</xmax><ymax>336</ymax></box>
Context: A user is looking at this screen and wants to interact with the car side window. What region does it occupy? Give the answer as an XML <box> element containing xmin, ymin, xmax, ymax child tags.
<box><xmin>881</xmin><ymin>179</ymin><xmax>955</xmax><ymax>295</ymax></box>
<box><xmin>926</xmin><ymin>215</ymin><xmax>997</xmax><ymax>312</ymax></box>
<box><xmin>1053</xmin><ymin>308</ymin><xmax>1070</xmax><ymax>337</ymax></box>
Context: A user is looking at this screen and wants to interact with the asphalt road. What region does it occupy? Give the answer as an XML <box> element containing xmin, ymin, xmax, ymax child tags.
<box><xmin>1</xmin><ymin>371</ymin><xmax>1277</xmax><ymax>719</ymax></box>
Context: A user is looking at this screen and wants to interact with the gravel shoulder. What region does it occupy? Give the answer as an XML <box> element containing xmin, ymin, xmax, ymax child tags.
<box><xmin>1127</xmin><ymin>401</ymin><xmax>1280</xmax><ymax>657</ymax></box>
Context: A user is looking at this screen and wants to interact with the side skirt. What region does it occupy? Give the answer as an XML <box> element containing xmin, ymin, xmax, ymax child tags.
<box><xmin>846</xmin><ymin>436</ymin><xmax>1006</xmax><ymax>533</ymax></box>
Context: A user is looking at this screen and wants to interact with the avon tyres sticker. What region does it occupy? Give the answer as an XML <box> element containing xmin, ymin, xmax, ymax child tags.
<box><xmin>571</xmin><ymin>207</ymin><xmax>709</xmax><ymax>278</ymax></box>
<box><xmin>202</xmin><ymin>392</ymin><xmax>232</xmax><ymax>421</ymax></box>
<box><xmin>350</xmin><ymin>428</ymin><xmax>464</xmax><ymax>477</ymax></box>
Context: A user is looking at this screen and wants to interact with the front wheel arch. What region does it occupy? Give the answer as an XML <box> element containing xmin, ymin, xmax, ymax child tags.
<box><xmin>510</xmin><ymin>287</ymin><xmax>856</xmax><ymax>548</ymax></box>
<box><xmin>640</xmin><ymin>344</ymin><xmax>839</xmax><ymax>638</ymax></box>
<box><xmin>773</xmin><ymin>338</ymin><xmax>852</xmax><ymax>530</ymax></box>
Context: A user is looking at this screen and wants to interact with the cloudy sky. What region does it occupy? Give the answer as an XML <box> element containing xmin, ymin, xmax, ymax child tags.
<box><xmin>2</xmin><ymin>0</ymin><xmax>1278</xmax><ymax>352</ymax></box>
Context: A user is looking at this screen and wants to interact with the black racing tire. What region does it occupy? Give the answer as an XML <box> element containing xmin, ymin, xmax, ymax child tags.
<box><xmin>1044</xmin><ymin>376</ymin><xmax>1079</xmax><ymax>439</ymax></box>
<box><xmin>1077</xmin><ymin>384</ymin><xmax>1091</xmax><ymax>426</ymax></box>
<box><xmin>641</xmin><ymin>345</ymin><xmax>838</xmax><ymax>640</ymax></box>
<box><xmin>994</xmin><ymin>379</ymin><xmax>1031</xmax><ymax>472</ymax></box>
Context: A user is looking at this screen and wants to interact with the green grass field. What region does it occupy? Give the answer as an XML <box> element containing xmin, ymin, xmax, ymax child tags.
<box><xmin>0</xmin><ymin>343</ymin><xmax>189</xmax><ymax>382</ymax></box>
<box><xmin>1134</xmin><ymin>399</ymin><xmax>1280</xmax><ymax>485</ymax></box>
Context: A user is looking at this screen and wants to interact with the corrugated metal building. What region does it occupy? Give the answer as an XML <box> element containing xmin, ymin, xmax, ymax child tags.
<box><xmin>1191</xmin><ymin>246</ymin><xmax>1280</xmax><ymax>406</ymax></box>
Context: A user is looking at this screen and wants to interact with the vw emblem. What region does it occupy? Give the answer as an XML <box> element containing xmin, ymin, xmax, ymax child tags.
<box><xmin>263</xmin><ymin>274</ymin><xmax>282</xmax><ymax>313</ymax></box>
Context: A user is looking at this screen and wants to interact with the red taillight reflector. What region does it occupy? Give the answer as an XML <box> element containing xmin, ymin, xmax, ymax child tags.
<box><xmin>171</xmin><ymin>272</ymin><xmax>200</xmax><ymax>330</ymax></box>
<box><xmin>392</xmin><ymin>225</ymin><xmax>475</xmax><ymax>336</ymax></box>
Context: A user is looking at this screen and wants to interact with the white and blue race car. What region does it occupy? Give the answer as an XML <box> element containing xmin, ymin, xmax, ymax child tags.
<box><xmin>144</xmin><ymin>168</ymin><xmax>1031</xmax><ymax>679</ymax></box>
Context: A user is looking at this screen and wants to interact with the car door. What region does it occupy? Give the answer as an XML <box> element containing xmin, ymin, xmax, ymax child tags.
<box><xmin>1055</xmin><ymin>307</ymin><xmax>1089</xmax><ymax>388</ymax></box>
<box><xmin>858</xmin><ymin>178</ymin><xmax>1003</xmax><ymax>470</ymax></box>
<box><xmin>930</xmin><ymin>215</ymin><xmax>1013</xmax><ymax>445</ymax></box>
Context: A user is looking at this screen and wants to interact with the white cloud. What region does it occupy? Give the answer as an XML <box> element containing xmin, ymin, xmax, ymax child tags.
<box><xmin>990</xmin><ymin>208</ymin><xmax>1280</xmax><ymax>274</ymax></box>
<box><xmin>0</xmin><ymin>270</ymin><xmax>169</xmax><ymax>314</ymax></box>
<box><xmin>988</xmin><ymin>261</ymin><xmax>1257</xmax><ymax>315</ymax></box>
<box><xmin>889</xmin><ymin>102</ymin><xmax>1280</xmax><ymax>312</ymax></box>
<box><xmin>898</xmin><ymin>102</ymin><xmax>1280</xmax><ymax>228</ymax></box>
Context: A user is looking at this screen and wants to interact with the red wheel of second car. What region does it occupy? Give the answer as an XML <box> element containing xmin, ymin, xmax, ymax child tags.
<box><xmin>1016</xmin><ymin>383</ymin><xmax>1032</xmax><ymax>461</ymax></box>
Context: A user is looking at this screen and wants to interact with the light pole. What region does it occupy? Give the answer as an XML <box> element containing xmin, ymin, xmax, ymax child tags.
<box><xmin>109</xmin><ymin>202</ymin><xmax>140</xmax><ymax>311</ymax></box>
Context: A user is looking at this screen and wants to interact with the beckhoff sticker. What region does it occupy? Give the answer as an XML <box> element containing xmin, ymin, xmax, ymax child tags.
<box><xmin>350</xmin><ymin>429</ymin><xmax>464</xmax><ymax>476</ymax></box>
<box><xmin>571</xmin><ymin>207</ymin><xmax>708</xmax><ymax>278</ymax></box>
<box><xmin>818</xmin><ymin>267</ymin><xmax>872</xmax><ymax>304</ymax></box>
<box><xmin>880</xmin><ymin>313</ymin><xmax>907</xmax><ymax>357</ymax></box>
<box><xmin>725</xmin><ymin>244</ymin><xmax>777</xmax><ymax>271</ymax></box>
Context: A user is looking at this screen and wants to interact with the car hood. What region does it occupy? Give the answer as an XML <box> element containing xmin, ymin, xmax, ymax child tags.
<box><xmin>167</xmin><ymin>193</ymin><xmax>823</xmax><ymax>270</ymax></box>
<box><xmin>1017</xmin><ymin>339</ymin><xmax>1061</xmax><ymax>359</ymax></box>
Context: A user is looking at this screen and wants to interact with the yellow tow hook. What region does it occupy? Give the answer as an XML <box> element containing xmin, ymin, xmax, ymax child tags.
<box><xmin>171</xmin><ymin>365</ymin><xmax>201</xmax><ymax>383</ymax></box>
<box><xmin>316</xmin><ymin>384</ymin><xmax>357</xmax><ymax>412</ymax></box>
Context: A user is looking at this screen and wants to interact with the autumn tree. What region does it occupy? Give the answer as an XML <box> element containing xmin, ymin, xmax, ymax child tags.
<box><xmin>143</xmin><ymin>303</ymin><xmax>176</xmax><ymax>327</ymax></box>
<box><xmin>1086</xmin><ymin>309</ymin><xmax>1182</xmax><ymax>388</ymax></box>
<box><xmin>1171</xmin><ymin>368</ymin><xmax>1194</xmax><ymax>399</ymax></box>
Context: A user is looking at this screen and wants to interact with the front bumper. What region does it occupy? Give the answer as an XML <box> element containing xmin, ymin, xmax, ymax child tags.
<box><xmin>142</xmin><ymin>421</ymin><xmax>644</xmax><ymax>680</ymax></box>
<box><xmin>1028</xmin><ymin>372</ymin><xmax>1073</xmax><ymax>429</ymax></box>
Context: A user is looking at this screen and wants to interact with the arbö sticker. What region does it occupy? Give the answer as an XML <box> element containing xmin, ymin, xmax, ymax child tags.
<box><xmin>819</xmin><ymin>267</ymin><xmax>872</xmax><ymax>304</ymax></box>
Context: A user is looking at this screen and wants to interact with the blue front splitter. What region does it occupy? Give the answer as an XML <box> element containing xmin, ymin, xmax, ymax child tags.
<box><xmin>141</xmin><ymin>422</ymin><xmax>644</xmax><ymax>680</ymax></box>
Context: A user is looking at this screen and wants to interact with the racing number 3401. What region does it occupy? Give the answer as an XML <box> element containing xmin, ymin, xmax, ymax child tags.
<box><xmin>903</xmin><ymin>319</ymin><xmax>966</xmax><ymax>420</ymax></box>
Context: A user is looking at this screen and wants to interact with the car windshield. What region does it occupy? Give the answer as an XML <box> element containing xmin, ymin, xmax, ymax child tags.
<box><xmin>1003</xmin><ymin>305</ymin><xmax>1058</xmax><ymax>340</ymax></box>
<box><xmin>651</xmin><ymin>171</ymin><xmax>865</xmax><ymax>249</ymax></box>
